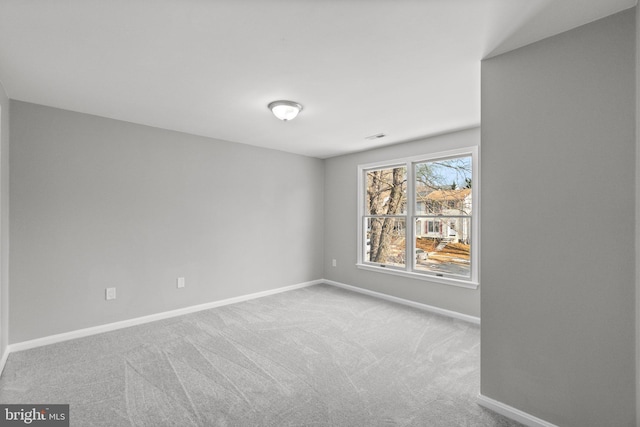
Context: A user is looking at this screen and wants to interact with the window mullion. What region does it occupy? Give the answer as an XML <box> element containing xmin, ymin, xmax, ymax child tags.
<box><xmin>406</xmin><ymin>162</ymin><xmax>415</xmax><ymax>273</ymax></box>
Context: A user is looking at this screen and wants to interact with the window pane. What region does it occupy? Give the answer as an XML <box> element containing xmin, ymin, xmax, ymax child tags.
<box><xmin>365</xmin><ymin>217</ymin><xmax>406</xmax><ymax>267</ymax></box>
<box><xmin>365</xmin><ymin>166</ymin><xmax>407</xmax><ymax>215</ymax></box>
<box><xmin>415</xmin><ymin>156</ymin><xmax>472</xmax><ymax>215</ymax></box>
<box><xmin>415</xmin><ymin>217</ymin><xmax>471</xmax><ymax>278</ymax></box>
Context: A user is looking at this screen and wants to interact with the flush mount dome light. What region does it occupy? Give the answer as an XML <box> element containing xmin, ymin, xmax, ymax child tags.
<box><xmin>268</xmin><ymin>100</ymin><xmax>303</xmax><ymax>121</ymax></box>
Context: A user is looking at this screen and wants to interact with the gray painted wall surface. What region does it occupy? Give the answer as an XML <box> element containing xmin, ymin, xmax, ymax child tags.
<box><xmin>0</xmin><ymin>82</ymin><xmax>8</xmax><ymax>357</ymax></box>
<box><xmin>636</xmin><ymin>7</ymin><xmax>640</xmax><ymax>426</ymax></box>
<box><xmin>481</xmin><ymin>10</ymin><xmax>635</xmax><ymax>426</ymax></box>
<box><xmin>9</xmin><ymin>101</ymin><xmax>324</xmax><ymax>343</ymax></box>
<box><xmin>323</xmin><ymin>128</ymin><xmax>480</xmax><ymax>317</ymax></box>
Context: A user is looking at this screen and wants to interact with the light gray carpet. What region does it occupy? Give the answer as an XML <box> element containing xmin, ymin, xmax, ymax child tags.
<box><xmin>0</xmin><ymin>284</ymin><xmax>522</xmax><ymax>426</ymax></box>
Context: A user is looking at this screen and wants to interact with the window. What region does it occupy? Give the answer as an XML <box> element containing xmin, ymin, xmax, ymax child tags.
<box><xmin>357</xmin><ymin>147</ymin><xmax>478</xmax><ymax>288</ymax></box>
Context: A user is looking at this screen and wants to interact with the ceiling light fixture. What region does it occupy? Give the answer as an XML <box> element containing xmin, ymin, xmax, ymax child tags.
<box><xmin>268</xmin><ymin>100</ymin><xmax>303</xmax><ymax>121</ymax></box>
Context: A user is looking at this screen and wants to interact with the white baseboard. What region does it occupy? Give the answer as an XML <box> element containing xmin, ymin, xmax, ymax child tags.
<box><xmin>477</xmin><ymin>394</ymin><xmax>558</xmax><ymax>427</ymax></box>
<box><xmin>323</xmin><ymin>279</ymin><xmax>481</xmax><ymax>325</ymax></box>
<box><xmin>8</xmin><ymin>279</ymin><xmax>322</xmax><ymax>354</ymax></box>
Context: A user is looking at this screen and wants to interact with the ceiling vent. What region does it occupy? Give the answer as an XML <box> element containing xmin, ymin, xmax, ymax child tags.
<box><xmin>365</xmin><ymin>133</ymin><xmax>386</xmax><ymax>140</ymax></box>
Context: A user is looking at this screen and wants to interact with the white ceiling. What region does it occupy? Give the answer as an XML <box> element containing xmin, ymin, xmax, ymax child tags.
<box><xmin>0</xmin><ymin>0</ymin><xmax>635</xmax><ymax>158</ymax></box>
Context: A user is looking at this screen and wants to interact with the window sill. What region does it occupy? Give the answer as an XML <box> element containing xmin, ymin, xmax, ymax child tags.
<box><xmin>356</xmin><ymin>263</ymin><xmax>479</xmax><ymax>289</ymax></box>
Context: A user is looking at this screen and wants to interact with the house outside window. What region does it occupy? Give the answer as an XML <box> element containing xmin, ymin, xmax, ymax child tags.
<box><xmin>357</xmin><ymin>147</ymin><xmax>478</xmax><ymax>288</ymax></box>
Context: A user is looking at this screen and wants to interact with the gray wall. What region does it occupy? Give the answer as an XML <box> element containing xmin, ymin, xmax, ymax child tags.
<box><xmin>9</xmin><ymin>101</ymin><xmax>324</xmax><ymax>343</ymax></box>
<box><xmin>0</xmin><ymin>82</ymin><xmax>8</xmax><ymax>358</ymax></box>
<box><xmin>636</xmin><ymin>6</ymin><xmax>640</xmax><ymax>426</ymax></box>
<box><xmin>481</xmin><ymin>9</ymin><xmax>635</xmax><ymax>427</ymax></box>
<box><xmin>323</xmin><ymin>128</ymin><xmax>480</xmax><ymax>317</ymax></box>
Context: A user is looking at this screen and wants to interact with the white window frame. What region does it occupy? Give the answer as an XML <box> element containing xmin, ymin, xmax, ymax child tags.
<box><xmin>356</xmin><ymin>146</ymin><xmax>479</xmax><ymax>289</ymax></box>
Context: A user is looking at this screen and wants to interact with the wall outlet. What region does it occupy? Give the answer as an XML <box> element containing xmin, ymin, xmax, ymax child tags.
<box><xmin>177</xmin><ymin>277</ymin><xmax>185</xmax><ymax>288</ymax></box>
<box><xmin>105</xmin><ymin>287</ymin><xmax>116</xmax><ymax>300</ymax></box>
<box><xmin>332</xmin><ymin>259</ymin><xmax>337</xmax><ymax>267</ymax></box>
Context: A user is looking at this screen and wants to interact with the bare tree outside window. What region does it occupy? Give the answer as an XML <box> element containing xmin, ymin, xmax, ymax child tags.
<box><xmin>365</xmin><ymin>166</ymin><xmax>406</xmax><ymax>266</ymax></box>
